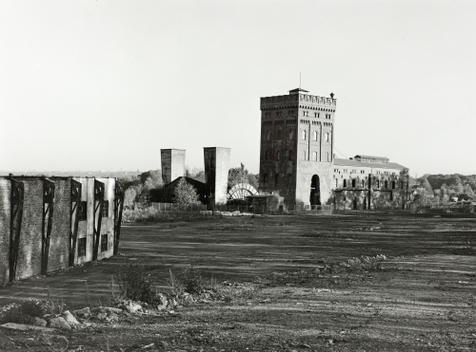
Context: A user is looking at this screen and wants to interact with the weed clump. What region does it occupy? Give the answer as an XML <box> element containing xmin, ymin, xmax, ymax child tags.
<box><xmin>181</xmin><ymin>266</ymin><xmax>204</xmax><ymax>295</ymax></box>
<box><xmin>116</xmin><ymin>264</ymin><xmax>160</xmax><ymax>305</ymax></box>
<box><xmin>0</xmin><ymin>298</ymin><xmax>66</xmax><ymax>324</ymax></box>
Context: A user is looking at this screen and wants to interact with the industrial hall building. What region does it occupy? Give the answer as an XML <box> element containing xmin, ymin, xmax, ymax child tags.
<box><xmin>259</xmin><ymin>87</ymin><xmax>409</xmax><ymax>210</ymax></box>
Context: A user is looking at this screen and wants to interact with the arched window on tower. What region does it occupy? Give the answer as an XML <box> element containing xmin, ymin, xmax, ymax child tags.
<box><xmin>313</xmin><ymin>131</ymin><xmax>318</xmax><ymax>141</ymax></box>
<box><xmin>302</xmin><ymin>130</ymin><xmax>307</xmax><ymax>140</ymax></box>
<box><xmin>266</xmin><ymin>130</ymin><xmax>272</xmax><ymax>141</ymax></box>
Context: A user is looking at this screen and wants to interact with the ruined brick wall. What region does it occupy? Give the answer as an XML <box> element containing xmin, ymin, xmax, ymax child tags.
<box><xmin>47</xmin><ymin>178</ymin><xmax>71</xmax><ymax>273</ymax></box>
<box><xmin>0</xmin><ymin>179</ymin><xmax>11</xmax><ymax>286</ymax></box>
<box><xmin>332</xmin><ymin>173</ymin><xmax>409</xmax><ymax>210</ymax></box>
<box><xmin>15</xmin><ymin>179</ymin><xmax>43</xmax><ymax>280</ymax></box>
<box><xmin>333</xmin><ymin>189</ymin><xmax>407</xmax><ymax>210</ymax></box>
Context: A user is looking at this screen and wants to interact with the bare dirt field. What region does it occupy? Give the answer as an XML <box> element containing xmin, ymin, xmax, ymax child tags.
<box><xmin>0</xmin><ymin>213</ymin><xmax>475</xmax><ymax>351</ymax></box>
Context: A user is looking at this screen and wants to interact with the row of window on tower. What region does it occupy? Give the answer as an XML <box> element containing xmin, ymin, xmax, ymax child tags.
<box><xmin>263</xmin><ymin>149</ymin><xmax>333</xmax><ymax>162</ymax></box>
<box><xmin>263</xmin><ymin>110</ymin><xmax>295</xmax><ymax>118</ymax></box>
<box><xmin>264</xmin><ymin>149</ymin><xmax>293</xmax><ymax>161</ymax></box>
<box><xmin>302</xmin><ymin>111</ymin><xmax>333</xmax><ymax>119</ymax></box>
<box><xmin>301</xmin><ymin>130</ymin><xmax>331</xmax><ymax>142</ymax></box>
<box><xmin>302</xmin><ymin>151</ymin><xmax>332</xmax><ymax>162</ymax></box>
<box><xmin>265</xmin><ymin>128</ymin><xmax>294</xmax><ymax>141</ymax></box>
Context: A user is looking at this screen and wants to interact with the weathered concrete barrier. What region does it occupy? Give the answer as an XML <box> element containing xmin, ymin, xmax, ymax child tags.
<box><xmin>0</xmin><ymin>175</ymin><xmax>124</xmax><ymax>286</ymax></box>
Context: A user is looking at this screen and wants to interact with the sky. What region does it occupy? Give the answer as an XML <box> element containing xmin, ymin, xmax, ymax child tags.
<box><xmin>0</xmin><ymin>0</ymin><xmax>475</xmax><ymax>177</ymax></box>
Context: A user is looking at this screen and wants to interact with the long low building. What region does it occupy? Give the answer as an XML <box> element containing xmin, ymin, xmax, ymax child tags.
<box><xmin>333</xmin><ymin>155</ymin><xmax>406</xmax><ymax>189</ymax></box>
<box><xmin>332</xmin><ymin>155</ymin><xmax>409</xmax><ymax>210</ymax></box>
<box><xmin>0</xmin><ymin>175</ymin><xmax>124</xmax><ymax>286</ymax></box>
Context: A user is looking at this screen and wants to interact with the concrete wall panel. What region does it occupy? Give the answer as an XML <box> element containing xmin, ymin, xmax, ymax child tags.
<box><xmin>96</xmin><ymin>178</ymin><xmax>115</xmax><ymax>260</ymax></box>
<box><xmin>73</xmin><ymin>177</ymin><xmax>94</xmax><ymax>265</ymax></box>
<box><xmin>0</xmin><ymin>179</ymin><xmax>11</xmax><ymax>286</ymax></box>
<box><xmin>16</xmin><ymin>179</ymin><xmax>43</xmax><ymax>280</ymax></box>
<box><xmin>0</xmin><ymin>176</ymin><xmax>121</xmax><ymax>284</ymax></box>
<box><xmin>47</xmin><ymin>178</ymin><xmax>71</xmax><ymax>273</ymax></box>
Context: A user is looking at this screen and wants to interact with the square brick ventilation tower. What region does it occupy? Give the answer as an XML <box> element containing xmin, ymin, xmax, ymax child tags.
<box><xmin>160</xmin><ymin>149</ymin><xmax>186</xmax><ymax>184</ymax></box>
<box><xmin>203</xmin><ymin>147</ymin><xmax>231</xmax><ymax>208</ymax></box>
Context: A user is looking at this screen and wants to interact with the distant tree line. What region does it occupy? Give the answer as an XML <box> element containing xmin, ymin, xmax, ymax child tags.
<box><xmin>411</xmin><ymin>174</ymin><xmax>475</xmax><ymax>207</ymax></box>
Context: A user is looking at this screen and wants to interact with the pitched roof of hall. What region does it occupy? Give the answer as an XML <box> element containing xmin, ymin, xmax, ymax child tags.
<box><xmin>334</xmin><ymin>158</ymin><xmax>407</xmax><ymax>170</ymax></box>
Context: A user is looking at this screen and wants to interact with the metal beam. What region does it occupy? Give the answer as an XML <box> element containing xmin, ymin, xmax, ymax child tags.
<box><xmin>69</xmin><ymin>179</ymin><xmax>82</xmax><ymax>266</ymax></box>
<box><xmin>92</xmin><ymin>180</ymin><xmax>104</xmax><ymax>261</ymax></box>
<box><xmin>41</xmin><ymin>178</ymin><xmax>55</xmax><ymax>275</ymax></box>
<box><xmin>9</xmin><ymin>178</ymin><xmax>24</xmax><ymax>282</ymax></box>
<box><xmin>113</xmin><ymin>181</ymin><xmax>124</xmax><ymax>255</ymax></box>
<box><xmin>367</xmin><ymin>174</ymin><xmax>372</xmax><ymax>210</ymax></box>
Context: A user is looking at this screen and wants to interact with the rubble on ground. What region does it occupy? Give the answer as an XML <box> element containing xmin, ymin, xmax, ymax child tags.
<box><xmin>0</xmin><ymin>281</ymin><xmax>240</xmax><ymax>333</ymax></box>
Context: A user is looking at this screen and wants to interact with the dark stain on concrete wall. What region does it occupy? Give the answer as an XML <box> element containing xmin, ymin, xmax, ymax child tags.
<box><xmin>15</xmin><ymin>179</ymin><xmax>43</xmax><ymax>280</ymax></box>
<box><xmin>0</xmin><ymin>179</ymin><xmax>11</xmax><ymax>285</ymax></box>
<box><xmin>48</xmin><ymin>179</ymin><xmax>71</xmax><ymax>273</ymax></box>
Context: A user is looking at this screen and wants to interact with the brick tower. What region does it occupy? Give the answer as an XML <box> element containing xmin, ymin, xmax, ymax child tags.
<box><xmin>160</xmin><ymin>149</ymin><xmax>186</xmax><ymax>184</ymax></box>
<box><xmin>203</xmin><ymin>147</ymin><xmax>231</xmax><ymax>209</ymax></box>
<box><xmin>259</xmin><ymin>88</ymin><xmax>336</xmax><ymax>209</ymax></box>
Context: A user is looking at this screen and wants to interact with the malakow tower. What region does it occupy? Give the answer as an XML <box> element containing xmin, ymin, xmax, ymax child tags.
<box><xmin>259</xmin><ymin>88</ymin><xmax>336</xmax><ymax>209</ymax></box>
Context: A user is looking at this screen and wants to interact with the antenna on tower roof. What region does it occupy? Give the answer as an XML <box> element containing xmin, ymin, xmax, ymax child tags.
<box><xmin>299</xmin><ymin>72</ymin><xmax>302</xmax><ymax>89</ymax></box>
